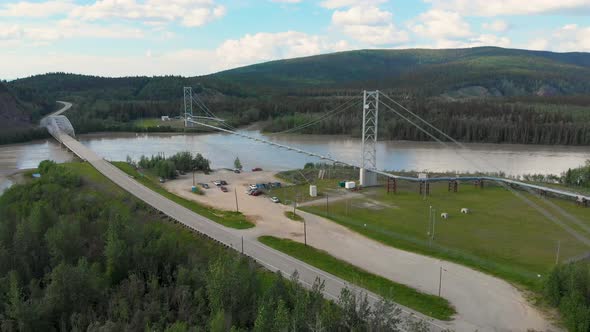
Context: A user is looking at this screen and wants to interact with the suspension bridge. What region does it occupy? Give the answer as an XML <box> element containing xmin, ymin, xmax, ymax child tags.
<box><xmin>182</xmin><ymin>87</ymin><xmax>590</xmax><ymax>204</ymax></box>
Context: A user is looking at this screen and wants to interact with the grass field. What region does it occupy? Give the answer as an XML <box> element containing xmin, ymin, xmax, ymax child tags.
<box><xmin>303</xmin><ymin>181</ymin><xmax>590</xmax><ymax>290</ymax></box>
<box><xmin>112</xmin><ymin>162</ymin><xmax>255</xmax><ymax>229</ymax></box>
<box><xmin>284</xmin><ymin>211</ymin><xmax>303</xmax><ymax>221</ymax></box>
<box><xmin>259</xmin><ymin>236</ymin><xmax>456</xmax><ymax>320</ymax></box>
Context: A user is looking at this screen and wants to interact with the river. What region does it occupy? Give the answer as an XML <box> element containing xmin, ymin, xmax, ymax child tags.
<box><xmin>0</xmin><ymin>130</ymin><xmax>588</xmax><ymax>191</ymax></box>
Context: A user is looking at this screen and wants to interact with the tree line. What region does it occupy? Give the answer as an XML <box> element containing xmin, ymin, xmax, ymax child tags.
<box><xmin>544</xmin><ymin>262</ymin><xmax>590</xmax><ymax>331</ymax></box>
<box><xmin>0</xmin><ymin>160</ymin><xmax>421</xmax><ymax>331</ymax></box>
<box><xmin>134</xmin><ymin>152</ymin><xmax>211</xmax><ymax>179</ymax></box>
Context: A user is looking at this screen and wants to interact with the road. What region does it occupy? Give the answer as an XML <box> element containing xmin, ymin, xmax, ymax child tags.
<box><xmin>42</xmin><ymin>101</ymin><xmax>72</xmax><ymax>119</ymax></box>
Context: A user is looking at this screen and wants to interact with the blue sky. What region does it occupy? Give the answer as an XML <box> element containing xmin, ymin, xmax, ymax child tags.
<box><xmin>1</xmin><ymin>0</ymin><xmax>589</xmax><ymax>79</ymax></box>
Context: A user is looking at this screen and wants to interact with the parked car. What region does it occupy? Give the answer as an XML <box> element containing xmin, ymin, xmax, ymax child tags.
<box><xmin>250</xmin><ymin>190</ymin><xmax>262</xmax><ymax>196</ymax></box>
<box><xmin>159</xmin><ymin>177</ymin><xmax>166</xmax><ymax>183</ymax></box>
<box><xmin>220</xmin><ymin>186</ymin><xmax>228</xmax><ymax>192</ymax></box>
<box><xmin>270</xmin><ymin>197</ymin><xmax>280</xmax><ymax>203</ymax></box>
<box><xmin>249</xmin><ymin>184</ymin><xmax>258</xmax><ymax>191</ymax></box>
<box><xmin>220</xmin><ymin>180</ymin><xmax>228</xmax><ymax>185</ymax></box>
<box><xmin>199</xmin><ymin>183</ymin><xmax>209</xmax><ymax>189</ymax></box>
<box><xmin>213</xmin><ymin>180</ymin><xmax>221</xmax><ymax>186</ymax></box>
<box><xmin>233</xmin><ymin>169</ymin><xmax>241</xmax><ymax>173</ymax></box>
<box><xmin>252</xmin><ymin>167</ymin><xmax>263</xmax><ymax>172</ymax></box>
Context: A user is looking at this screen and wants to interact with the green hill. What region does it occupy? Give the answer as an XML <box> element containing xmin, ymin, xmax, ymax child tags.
<box><xmin>209</xmin><ymin>47</ymin><xmax>590</xmax><ymax>95</ymax></box>
<box><xmin>10</xmin><ymin>47</ymin><xmax>590</xmax><ymax>98</ymax></box>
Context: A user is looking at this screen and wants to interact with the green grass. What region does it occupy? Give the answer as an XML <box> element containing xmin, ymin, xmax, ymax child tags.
<box><xmin>303</xmin><ymin>182</ymin><xmax>590</xmax><ymax>290</ymax></box>
<box><xmin>112</xmin><ymin>162</ymin><xmax>255</xmax><ymax>229</ymax></box>
<box><xmin>259</xmin><ymin>236</ymin><xmax>456</xmax><ymax>320</ymax></box>
<box><xmin>284</xmin><ymin>211</ymin><xmax>303</xmax><ymax>222</ymax></box>
<box><xmin>271</xmin><ymin>179</ymin><xmax>343</xmax><ymax>206</ymax></box>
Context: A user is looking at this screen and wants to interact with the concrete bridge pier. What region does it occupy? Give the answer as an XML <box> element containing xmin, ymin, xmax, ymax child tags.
<box><xmin>360</xmin><ymin>168</ymin><xmax>377</xmax><ymax>187</ymax></box>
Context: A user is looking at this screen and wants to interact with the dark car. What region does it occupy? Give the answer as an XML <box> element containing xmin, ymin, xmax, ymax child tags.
<box><xmin>250</xmin><ymin>190</ymin><xmax>261</xmax><ymax>196</ymax></box>
<box><xmin>220</xmin><ymin>186</ymin><xmax>228</xmax><ymax>192</ymax></box>
<box><xmin>220</xmin><ymin>180</ymin><xmax>228</xmax><ymax>185</ymax></box>
<box><xmin>252</xmin><ymin>167</ymin><xmax>262</xmax><ymax>172</ymax></box>
<box><xmin>199</xmin><ymin>183</ymin><xmax>209</xmax><ymax>189</ymax></box>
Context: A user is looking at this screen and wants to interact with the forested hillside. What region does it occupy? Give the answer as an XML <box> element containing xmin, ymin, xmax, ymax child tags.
<box><xmin>0</xmin><ymin>161</ymin><xmax>404</xmax><ymax>331</ymax></box>
<box><xmin>6</xmin><ymin>47</ymin><xmax>590</xmax><ymax>145</ymax></box>
<box><xmin>0</xmin><ymin>82</ymin><xmax>52</xmax><ymax>144</ymax></box>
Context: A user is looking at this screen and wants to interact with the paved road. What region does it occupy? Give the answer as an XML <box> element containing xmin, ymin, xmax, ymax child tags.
<box><xmin>42</xmin><ymin>101</ymin><xmax>72</xmax><ymax>120</ymax></box>
<box><xmin>54</xmin><ymin>132</ymin><xmax>447</xmax><ymax>331</ymax></box>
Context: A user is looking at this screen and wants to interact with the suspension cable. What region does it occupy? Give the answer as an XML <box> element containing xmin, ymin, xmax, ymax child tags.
<box><xmin>270</xmin><ymin>95</ymin><xmax>362</xmax><ymax>135</ymax></box>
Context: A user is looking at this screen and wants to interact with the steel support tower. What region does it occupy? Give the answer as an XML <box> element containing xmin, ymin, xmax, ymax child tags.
<box><xmin>183</xmin><ymin>86</ymin><xmax>193</xmax><ymax>127</ymax></box>
<box><xmin>360</xmin><ymin>90</ymin><xmax>379</xmax><ymax>186</ymax></box>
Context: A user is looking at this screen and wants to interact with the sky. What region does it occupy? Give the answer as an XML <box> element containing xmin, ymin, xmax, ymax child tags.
<box><xmin>1</xmin><ymin>0</ymin><xmax>590</xmax><ymax>79</ymax></box>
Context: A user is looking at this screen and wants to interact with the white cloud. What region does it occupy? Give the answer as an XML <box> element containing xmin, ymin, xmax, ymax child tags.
<box><xmin>0</xmin><ymin>30</ymin><xmax>355</xmax><ymax>78</ymax></box>
<box><xmin>271</xmin><ymin>0</ymin><xmax>302</xmax><ymax>3</ymax></box>
<box><xmin>0</xmin><ymin>20</ymin><xmax>145</xmax><ymax>44</ymax></box>
<box><xmin>523</xmin><ymin>24</ymin><xmax>590</xmax><ymax>52</ymax></box>
<box><xmin>482</xmin><ymin>20</ymin><xmax>509</xmax><ymax>32</ymax></box>
<box><xmin>427</xmin><ymin>34</ymin><xmax>510</xmax><ymax>49</ymax></box>
<box><xmin>550</xmin><ymin>24</ymin><xmax>590</xmax><ymax>51</ymax></box>
<box><xmin>320</xmin><ymin>0</ymin><xmax>387</xmax><ymax>9</ymax></box>
<box><xmin>216</xmin><ymin>31</ymin><xmax>351</xmax><ymax>69</ymax></box>
<box><xmin>0</xmin><ymin>0</ymin><xmax>76</xmax><ymax>17</ymax></box>
<box><xmin>0</xmin><ymin>25</ymin><xmax>23</xmax><ymax>40</ymax></box>
<box><xmin>426</xmin><ymin>0</ymin><xmax>590</xmax><ymax>16</ymax></box>
<box><xmin>70</xmin><ymin>0</ymin><xmax>226</xmax><ymax>27</ymax></box>
<box><xmin>526</xmin><ymin>38</ymin><xmax>549</xmax><ymax>51</ymax></box>
<box><xmin>332</xmin><ymin>5</ymin><xmax>392</xmax><ymax>25</ymax></box>
<box><xmin>331</xmin><ymin>5</ymin><xmax>408</xmax><ymax>45</ymax></box>
<box><xmin>410</xmin><ymin>9</ymin><xmax>472</xmax><ymax>39</ymax></box>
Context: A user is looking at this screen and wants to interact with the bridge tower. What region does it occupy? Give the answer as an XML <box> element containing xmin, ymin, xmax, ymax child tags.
<box><xmin>360</xmin><ymin>90</ymin><xmax>379</xmax><ymax>187</ymax></box>
<box><xmin>183</xmin><ymin>86</ymin><xmax>193</xmax><ymax>127</ymax></box>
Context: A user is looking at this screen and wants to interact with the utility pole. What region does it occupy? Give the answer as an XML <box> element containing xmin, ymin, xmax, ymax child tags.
<box><xmin>241</xmin><ymin>236</ymin><xmax>244</xmax><ymax>254</ymax></box>
<box><xmin>304</xmin><ymin>218</ymin><xmax>307</xmax><ymax>246</ymax></box>
<box><xmin>432</xmin><ymin>208</ymin><xmax>437</xmax><ymax>242</ymax></box>
<box><xmin>326</xmin><ymin>194</ymin><xmax>329</xmax><ymax>217</ymax></box>
<box><xmin>234</xmin><ymin>188</ymin><xmax>239</xmax><ymax>213</ymax></box>
<box><xmin>438</xmin><ymin>266</ymin><xmax>443</xmax><ymax>297</ymax></box>
<box><xmin>192</xmin><ymin>168</ymin><xmax>195</xmax><ymax>187</ymax></box>
<box><xmin>556</xmin><ymin>240</ymin><xmax>561</xmax><ymax>265</ymax></box>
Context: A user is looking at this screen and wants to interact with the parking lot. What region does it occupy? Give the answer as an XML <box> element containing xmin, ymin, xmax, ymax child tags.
<box><xmin>162</xmin><ymin>169</ymin><xmax>306</xmax><ymax>239</ymax></box>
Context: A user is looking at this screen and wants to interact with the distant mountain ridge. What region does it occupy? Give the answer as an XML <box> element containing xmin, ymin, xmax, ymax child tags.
<box><xmin>11</xmin><ymin>47</ymin><xmax>590</xmax><ymax>99</ymax></box>
<box><xmin>209</xmin><ymin>47</ymin><xmax>590</xmax><ymax>96</ymax></box>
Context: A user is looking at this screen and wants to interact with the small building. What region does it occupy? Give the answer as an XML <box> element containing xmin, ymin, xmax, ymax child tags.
<box><xmin>161</xmin><ymin>116</ymin><xmax>170</xmax><ymax>121</ymax></box>
<box><xmin>461</xmin><ymin>208</ymin><xmax>470</xmax><ymax>214</ymax></box>
<box><xmin>310</xmin><ymin>185</ymin><xmax>317</xmax><ymax>197</ymax></box>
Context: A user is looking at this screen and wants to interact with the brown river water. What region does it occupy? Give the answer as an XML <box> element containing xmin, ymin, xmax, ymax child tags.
<box><xmin>1</xmin><ymin>130</ymin><xmax>588</xmax><ymax>193</ymax></box>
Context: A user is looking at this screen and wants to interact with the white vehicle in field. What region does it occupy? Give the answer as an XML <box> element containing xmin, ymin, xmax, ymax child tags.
<box><xmin>270</xmin><ymin>197</ymin><xmax>280</xmax><ymax>203</ymax></box>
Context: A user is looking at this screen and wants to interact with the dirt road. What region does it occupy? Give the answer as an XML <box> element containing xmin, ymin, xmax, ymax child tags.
<box><xmin>164</xmin><ymin>170</ymin><xmax>557</xmax><ymax>332</ymax></box>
